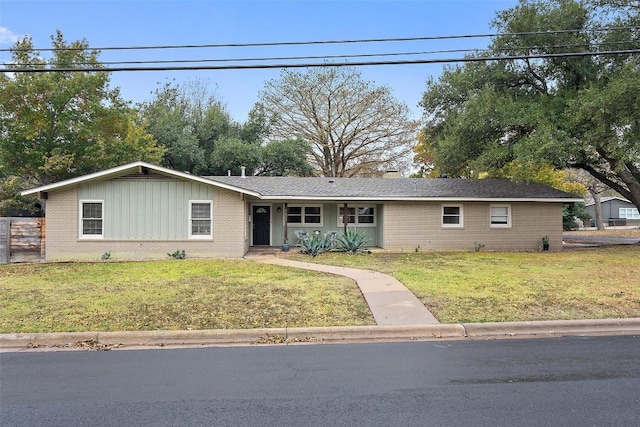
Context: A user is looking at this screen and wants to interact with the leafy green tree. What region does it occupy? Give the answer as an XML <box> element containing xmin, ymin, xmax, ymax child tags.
<box><xmin>140</xmin><ymin>80</ymin><xmax>232</xmax><ymax>174</ymax></box>
<box><xmin>0</xmin><ymin>31</ymin><xmax>164</xmax><ymax>188</ymax></box>
<box><xmin>142</xmin><ymin>80</ymin><xmax>313</xmax><ymax>177</ymax></box>
<box><xmin>418</xmin><ymin>0</ymin><xmax>640</xmax><ymax>210</ymax></box>
<box><xmin>259</xmin><ymin>67</ymin><xmax>419</xmax><ymax>177</ymax></box>
<box><xmin>257</xmin><ymin>138</ymin><xmax>314</xmax><ymax>176</ymax></box>
<box><xmin>209</xmin><ymin>137</ymin><xmax>261</xmax><ymax>176</ymax></box>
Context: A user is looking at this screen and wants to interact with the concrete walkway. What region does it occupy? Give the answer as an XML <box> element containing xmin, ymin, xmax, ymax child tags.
<box><xmin>255</xmin><ymin>255</ymin><xmax>439</xmax><ymax>326</ymax></box>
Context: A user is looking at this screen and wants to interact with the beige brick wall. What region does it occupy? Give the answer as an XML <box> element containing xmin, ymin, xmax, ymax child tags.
<box><xmin>45</xmin><ymin>186</ymin><xmax>248</xmax><ymax>261</ymax></box>
<box><xmin>383</xmin><ymin>202</ymin><xmax>563</xmax><ymax>251</ymax></box>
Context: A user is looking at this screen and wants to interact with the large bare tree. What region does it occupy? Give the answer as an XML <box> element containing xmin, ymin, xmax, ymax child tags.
<box><xmin>259</xmin><ymin>67</ymin><xmax>419</xmax><ymax>177</ymax></box>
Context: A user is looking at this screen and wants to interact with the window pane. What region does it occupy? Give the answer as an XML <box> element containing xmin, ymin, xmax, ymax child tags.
<box><xmin>443</xmin><ymin>216</ymin><xmax>460</xmax><ymax>224</ymax></box>
<box><xmin>83</xmin><ymin>219</ymin><xmax>102</xmax><ymax>235</ymax></box>
<box><xmin>287</xmin><ymin>215</ymin><xmax>302</xmax><ymax>223</ymax></box>
<box><xmin>304</xmin><ymin>215</ymin><xmax>321</xmax><ymax>223</ymax></box>
<box><xmin>443</xmin><ymin>206</ymin><xmax>460</xmax><ymax>215</ymax></box>
<box><xmin>491</xmin><ymin>207</ymin><xmax>508</xmax><ymax>216</ymax></box>
<box><xmin>191</xmin><ymin>220</ymin><xmax>211</xmax><ymax>235</ymax></box>
<box><xmin>191</xmin><ymin>203</ymin><xmax>211</xmax><ymax>219</ymax></box>
<box><xmin>358</xmin><ymin>207</ymin><xmax>373</xmax><ymax>215</ymax></box>
<box><xmin>83</xmin><ymin>203</ymin><xmax>102</xmax><ymax>219</ymax></box>
<box><xmin>305</xmin><ymin>206</ymin><xmax>321</xmax><ymax>215</ymax></box>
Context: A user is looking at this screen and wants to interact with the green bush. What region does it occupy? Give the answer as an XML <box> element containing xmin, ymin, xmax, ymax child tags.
<box><xmin>336</xmin><ymin>229</ymin><xmax>371</xmax><ymax>254</ymax></box>
<box><xmin>168</xmin><ymin>249</ymin><xmax>186</xmax><ymax>260</ymax></box>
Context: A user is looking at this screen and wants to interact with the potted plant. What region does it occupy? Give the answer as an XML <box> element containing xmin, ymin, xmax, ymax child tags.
<box><xmin>541</xmin><ymin>236</ymin><xmax>550</xmax><ymax>251</ymax></box>
<box><xmin>282</xmin><ymin>239</ymin><xmax>290</xmax><ymax>252</ymax></box>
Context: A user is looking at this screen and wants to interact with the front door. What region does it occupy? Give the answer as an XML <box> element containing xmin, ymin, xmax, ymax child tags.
<box><xmin>252</xmin><ymin>205</ymin><xmax>270</xmax><ymax>245</ymax></box>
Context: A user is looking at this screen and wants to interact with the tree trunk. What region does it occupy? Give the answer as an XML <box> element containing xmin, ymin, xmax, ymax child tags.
<box><xmin>589</xmin><ymin>189</ymin><xmax>605</xmax><ymax>230</ymax></box>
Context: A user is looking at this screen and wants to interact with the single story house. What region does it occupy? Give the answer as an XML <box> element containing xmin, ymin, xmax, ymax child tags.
<box><xmin>584</xmin><ymin>197</ymin><xmax>640</xmax><ymax>226</ymax></box>
<box><xmin>21</xmin><ymin>161</ymin><xmax>582</xmax><ymax>261</ymax></box>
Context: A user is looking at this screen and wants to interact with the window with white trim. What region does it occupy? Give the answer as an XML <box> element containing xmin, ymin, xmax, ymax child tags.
<box><xmin>338</xmin><ymin>205</ymin><xmax>376</xmax><ymax>226</ymax></box>
<box><xmin>490</xmin><ymin>204</ymin><xmax>511</xmax><ymax>228</ymax></box>
<box><xmin>286</xmin><ymin>205</ymin><xmax>323</xmax><ymax>226</ymax></box>
<box><xmin>189</xmin><ymin>201</ymin><xmax>212</xmax><ymax>238</ymax></box>
<box><xmin>619</xmin><ymin>207</ymin><xmax>639</xmax><ymax>219</ymax></box>
<box><xmin>80</xmin><ymin>200</ymin><xmax>104</xmax><ymax>238</ymax></box>
<box><xmin>442</xmin><ymin>204</ymin><xmax>463</xmax><ymax>228</ymax></box>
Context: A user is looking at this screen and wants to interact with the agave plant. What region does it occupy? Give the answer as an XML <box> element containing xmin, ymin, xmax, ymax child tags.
<box><xmin>299</xmin><ymin>234</ymin><xmax>335</xmax><ymax>257</ymax></box>
<box><xmin>336</xmin><ymin>228</ymin><xmax>371</xmax><ymax>254</ymax></box>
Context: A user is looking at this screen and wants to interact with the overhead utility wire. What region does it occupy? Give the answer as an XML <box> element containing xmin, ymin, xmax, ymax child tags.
<box><xmin>2</xmin><ymin>26</ymin><xmax>637</xmax><ymax>53</ymax></box>
<box><xmin>4</xmin><ymin>48</ymin><xmax>639</xmax><ymax>73</ymax></box>
<box><xmin>8</xmin><ymin>40</ymin><xmax>633</xmax><ymax>68</ymax></box>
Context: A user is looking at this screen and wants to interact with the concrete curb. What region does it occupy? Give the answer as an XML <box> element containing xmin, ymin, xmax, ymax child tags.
<box><xmin>2</xmin><ymin>318</ymin><xmax>639</xmax><ymax>351</ymax></box>
<box><xmin>462</xmin><ymin>318</ymin><xmax>640</xmax><ymax>338</ymax></box>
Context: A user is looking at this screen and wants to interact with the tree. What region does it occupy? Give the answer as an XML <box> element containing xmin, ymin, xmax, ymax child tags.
<box><xmin>257</xmin><ymin>138</ymin><xmax>314</xmax><ymax>176</ymax></box>
<box><xmin>418</xmin><ymin>0</ymin><xmax>640</xmax><ymax>211</ymax></box>
<box><xmin>209</xmin><ymin>137</ymin><xmax>261</xmax><ymax>176</ymax></box>
<box><xmin>0</xmin><ymin>31</ymin><xmax>164</xmax><ymax>190</ymax></box>
<box><xmin>259</xmin><ymin>67</ymin><xmax>419</xmax><ymax>177</ymax></box>
<box><xmin>140</xmin><ymin>80</ymin><xmax>233</xmax><ymax>175</ymax></box>
<box><xmin>141</xmin><ymin>81</ymin><xmax>313</xmax><ymax>177</ymax></box>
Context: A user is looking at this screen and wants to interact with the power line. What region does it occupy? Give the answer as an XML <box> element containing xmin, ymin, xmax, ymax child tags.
<box><xmin>1</xmin><ymin>26</ymin><xmax>637</xmax><ymax>53</ymax></box>
<box><xmin>3</xmin><ymin>48</ymin><xmax>639</xmax><ymax>73</ymax></box>
<box><xmin>5</xmin><ymin>40</ymin><xmax>635</xmax><ymax>68</ymax></box>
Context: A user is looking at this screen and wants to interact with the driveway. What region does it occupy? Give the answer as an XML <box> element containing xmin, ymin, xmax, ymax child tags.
<box><xmin>563</xmin><ymin>234</ymin><xmax>640</xmax><ymax>246</ymax></box>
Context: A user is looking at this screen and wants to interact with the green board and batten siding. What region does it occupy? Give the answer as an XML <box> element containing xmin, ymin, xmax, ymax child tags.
<box><xmin>79</xmin><ymin>178</ymin><xmax>216</xmax><ymax>240</ymax></box>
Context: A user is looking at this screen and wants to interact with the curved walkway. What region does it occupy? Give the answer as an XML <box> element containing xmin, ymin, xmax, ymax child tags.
<box><xmin>255</xmin><ymin>255</ymin><xmax>439</xmax><ymax>326</ymax></box>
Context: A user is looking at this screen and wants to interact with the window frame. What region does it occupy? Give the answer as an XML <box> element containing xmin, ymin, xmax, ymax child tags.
<box><xmin>490</xmin><ymin>204</ymin><xmax>512</xmax><ymax>228</ymax></box>
<box><xmin>79</xmin><ymin>200</ymin><xmax>104</xmax><ymax>239</ymax></box>
<box><xmin>337</xmin><ymin>204</ymin><xmax>377</xmax><ymax>227</ymax></box>
<box><xmin>441</xmin><ymin>204</ymin><xmax>464</xmax><ymax>228</ymax></box>
<box><xmin>189</xmin><ymin>200</ymin><xmax>213</xmax><ymax>239</ymax></box>
<box><xmin>286</xmin><ymin>204</ymin><xmax>323</xmax><ymax>227</ymax></box>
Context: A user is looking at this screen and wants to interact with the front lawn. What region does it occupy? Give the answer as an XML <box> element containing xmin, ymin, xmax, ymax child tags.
<box><xmin>0</xmin><ymin>260</ymin><xmax>374</xmax><ymax>333</ymax></box>
<box><xmin>2</xmin><ymin>246</ymin><xmax>638</xmax><ymax>333</ymax></box>
<box><xmin>287</xmin><ymin>246</ymin><xmax>640</xmax><ymax>323</ymax></box>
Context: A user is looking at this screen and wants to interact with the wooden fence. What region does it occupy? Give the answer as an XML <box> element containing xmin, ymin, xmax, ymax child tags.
<box><xmin>0</xmin><ymin>217</ymin><xmax>45</xmax><ymax>263</ymax></box>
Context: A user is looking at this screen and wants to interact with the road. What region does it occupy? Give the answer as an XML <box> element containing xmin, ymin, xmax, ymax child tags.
<box><xmin>563</xmin><ymin>234</ymin><xmax>640</xmax><ymax>245</ymax></box>
<box><xmin>2</xmin><ymin>336</ymin><xmax>639</xmax><ymax>426</ymax></box>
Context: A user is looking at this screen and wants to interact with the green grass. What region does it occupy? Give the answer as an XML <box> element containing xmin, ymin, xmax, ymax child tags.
<box><xmin>2</xmin><ymin>246</ymin><xmax>639</xmax><ymax>333</ymax></box>
<box><xmin>287</xmin><ymin>246</ymin><xmax>640</xmax><ymax>323</ymax></box>
<box><xmin>0</xmin><ymin>260</ymin><xmax>374</xmax><ymax>333</ymax></box>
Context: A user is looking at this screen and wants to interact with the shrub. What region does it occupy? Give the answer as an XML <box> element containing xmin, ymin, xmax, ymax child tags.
<box><xmin>336</xmin><ymin>229</ymin><xmax>371</xmax><ymax>254</ymax></box>
<box><xmin>168</xmin><ymin>249</ymin><xmax>186</xmax><ymax>260</ymax></box>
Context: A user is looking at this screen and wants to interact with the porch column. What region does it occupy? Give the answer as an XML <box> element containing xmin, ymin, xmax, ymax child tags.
<box><xmin>283</xmin><ymin>203</ymin><xmax>288</xmax><ymax>243</ymax></box>
<box><xmin>343</xmin><ymin>203</ymin><xmax>348</xmax><ymax>235</ymax></box>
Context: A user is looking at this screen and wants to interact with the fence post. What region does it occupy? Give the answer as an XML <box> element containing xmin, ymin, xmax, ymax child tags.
<box><xmin>0</xmin><ymin>218</ymin><xmax>9</xmax><ymax>264</ymax></box>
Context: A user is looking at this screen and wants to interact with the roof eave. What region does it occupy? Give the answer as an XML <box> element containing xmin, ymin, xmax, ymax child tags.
<box><xmin>258</xmin><ymin>196</ymin><xmax>584</xmax><ymax>203</ymax></box>
<box><xmin>21</xmin><ymin>161</ymin><xmax>262</xmax><ymax>198</ymax></box>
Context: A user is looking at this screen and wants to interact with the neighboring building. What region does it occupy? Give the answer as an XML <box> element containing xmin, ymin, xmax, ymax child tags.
<box><xmin>584</xmin><ymin>197</ymin><xmax>640</xmax><ymax>227</ymax></box>
<box><xmin>21</xmin><ymin>162</ymin><xmax>582</xmax><ymax>261</ymax></box>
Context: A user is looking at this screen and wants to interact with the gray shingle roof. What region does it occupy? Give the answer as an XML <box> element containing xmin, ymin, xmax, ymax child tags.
<box><xmin>205</xmin><ymin>176</ymin><xmax>581</xmax><ymax>201</ymax></box>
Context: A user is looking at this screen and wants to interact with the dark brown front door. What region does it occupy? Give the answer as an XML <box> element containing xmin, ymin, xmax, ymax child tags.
<box><xmin>252</xmin><ymin>205</ymin><xmax>270</xmax><ymax>245</ymax></box>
